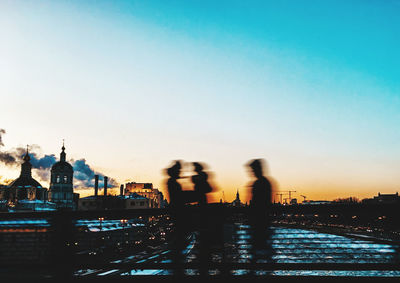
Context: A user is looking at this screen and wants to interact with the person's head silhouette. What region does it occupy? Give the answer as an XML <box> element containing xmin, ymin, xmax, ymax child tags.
<box><xmin>167</xmin><ymin>160</ymin><xmax>181</xmax><ymax>179</ymax></box>
<box><xmin>248</xmin><ymin>159</ymin><xmax>264</xmax><ymax>179</ymax></box>
<box><xmin>193</xmin><ymin>162</ymin><xmax>204</xmax><ymax>173</ymax></box>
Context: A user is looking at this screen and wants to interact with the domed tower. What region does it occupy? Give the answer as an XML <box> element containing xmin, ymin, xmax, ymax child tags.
<box><xmin>49</xmin><ymin>142</ymin><xmax>74</xmax><ymax>209</ymax></box>
<box><xmin>7</xmin><ymin>146</ymin><xmax>45</xmax><ymax>201</ymax></box>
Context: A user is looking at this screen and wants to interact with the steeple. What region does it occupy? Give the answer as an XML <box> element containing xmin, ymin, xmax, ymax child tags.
<box><xmin>60</xmin><ymin>140</ymin><xmax>66</xmax><ymax>162</ymax></box>
<box><xmin>23</xmin><ymin>144</ymin><xmax>30</xmax><ymax>161</ymax></box>
<box><xmin>49</xmin><ymin>140</ymin><xmax>74</xmax><ymax>209</ymax></box>
<box><xmin>20</xmin><ymin>145</ymin><xmax>32</xmax><ymax>178</ymax></box>
<box><xmin>235</xmin><ymin>189</ymin><xmax>240</xmax><ymax>201</ymax></box>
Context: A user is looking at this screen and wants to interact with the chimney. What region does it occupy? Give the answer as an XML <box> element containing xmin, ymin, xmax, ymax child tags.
<box><xmin>94</xmin><ymin>174</ymin><xmax>99</xmax><ymax>196</ymax></box>
<box><xmin>120</xmin><ymin>184</ymin><xmax>124</xmax><ymax>196</ymax></box>
<box><xmin>104</xmin><ymin>176</ymin><xmax>108</xmax><ymax>196</ymax></box>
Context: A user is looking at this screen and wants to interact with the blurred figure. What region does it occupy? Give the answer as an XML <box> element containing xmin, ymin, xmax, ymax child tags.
<box><xmin>165</xmin><ymin>160</ymin><xmax>202</xmax><ymax>276</ymax></box>
<box><xmin>247</xmin><ymin>159</ymin><xmax>273</xmax><ymax>270</ymax></box>
<box><xmin>165</xmin><ymin>160</ymin><xmax>186</xmax><ymax>277</ymax></box>
<box><xmin>191</xmin><ymin>162</ymin><xmax>214</xmax><ymax>276</ymax></box>
<box><xmin>166</xmin><ymin>160</ymin><xmax>184</xmax><ymax>208</ymax></box>
<box><xmin>191</xmin><ymin>162</ymin><xmax>213</xmax><ymax>206</ymax></box>
<box><xmin>167</xmin><ymin>160</ymin><xmax>199</xmax><ymax>206</ymax></box>
<box><xmin>248</xmin><ymin>159</ymin><xmax>272</xmax><ymax>210</ymax></box>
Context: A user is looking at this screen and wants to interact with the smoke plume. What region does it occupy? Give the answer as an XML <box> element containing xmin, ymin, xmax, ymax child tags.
<box><xmin>0</xmin><ymin>129</ymin><xmax>117</xmax><ymax>189</ymax></box>
<box><xmin>72</xmin><ymin>158</ymin><xmax>118</xmax><ymax>189</ymax></box>
<box><xmin>0</xmin><ymin>129</ymin><xmax>18</xmax><ymax>165</ymax></box>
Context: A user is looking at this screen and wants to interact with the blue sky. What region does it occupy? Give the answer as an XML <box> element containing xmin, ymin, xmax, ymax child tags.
<box><xmin>1</xmin><ymin>0</ymin><xmax>399</xmax><ymax>201</ymax></box>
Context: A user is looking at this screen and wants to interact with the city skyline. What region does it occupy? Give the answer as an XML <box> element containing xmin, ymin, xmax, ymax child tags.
<box><xmin>1</xmin><ymin>1</ymin><xmax>400</xmax><ymax>203</ymax></box>
<box><xmin>0</xmin><ymin>131</ymin><xmax>397</xmax><ymax>203</ymax></box>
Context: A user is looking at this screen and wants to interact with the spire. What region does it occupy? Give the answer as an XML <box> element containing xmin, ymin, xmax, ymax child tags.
<box><xmin>23</xmin><ymin>144</ymin><xmax>30</xmax><ymax>162</ymax></box>
<box><xmin>60</xmin><ymin>140</ymin><xmax>66</xmax><ymax>162</ymax></box>
<box><xmin>20</xmin><ymin>145</ymin><xmax>32</xmax><ymax>177</ymax></box>
<box><xmin>236</xmin><ymin>189</ymin><xmax>240</xmax><ymax>201</ymax></box>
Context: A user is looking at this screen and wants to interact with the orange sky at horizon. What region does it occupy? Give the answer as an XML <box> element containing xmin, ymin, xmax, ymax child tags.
<box><xmin>61</xmin><ymin>184</ymin><xmax>385</xmax><ymax>204</ymax></box>
<box><xmin>1</xmin><ymin>0</ymin><xmax>400</xmax><ymax>207</ymax></box>
<box><xmin>0</xmin><ymin>138</ymin><xmax>398</xmax><ymax>204</ymax></box>
<box><xmin>0</xmin><ymin>163</ymin><xmax>392</xmax><ymax>204</ymax></box>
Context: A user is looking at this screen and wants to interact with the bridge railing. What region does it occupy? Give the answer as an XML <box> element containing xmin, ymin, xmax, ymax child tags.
<box><xmin>0</xmin><ymin>205</ymin><xmax>399</xmax><ymax>281</ymax></box>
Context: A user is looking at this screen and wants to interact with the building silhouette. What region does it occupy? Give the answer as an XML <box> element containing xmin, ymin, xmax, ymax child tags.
<box><xmin>362</xmin><ymin>192</ymin><xmax>400</xmax><ymax>204</ymax></box>
<box><xmin>124</xmin><ymin>182</ymin><xmax>164</xmax><ymax>208</ymax></box>
<box><xmin>231</xmin><ymin>189</ymin><xmax>244</xmax><ymax>207</ymax></box>
<box><xmin>77</xmin><ymin>178</ymin><xmax>154</xmax><ymax>210</ymax></box>
<box><xmin>0</xmin><ymin>148</ymin><xmax>48</xmax><ymax>204</ymax></box>
<box><xmin>48</xmin><ymin>143</ymin><xmax>75</xmax><ymax>209</ymax></box>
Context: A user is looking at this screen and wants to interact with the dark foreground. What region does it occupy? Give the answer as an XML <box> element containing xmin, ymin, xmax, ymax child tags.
<box><xmin>1</xmin><ymin>205</ymin><xmax>400</xmax><ymax>282</ymax></box>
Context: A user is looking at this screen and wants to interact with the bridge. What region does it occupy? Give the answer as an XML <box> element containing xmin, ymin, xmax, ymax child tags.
<box><xmin>0</xmin><ymin>204</ymin><xmax>399</xmax><ymax>282</ymax></box>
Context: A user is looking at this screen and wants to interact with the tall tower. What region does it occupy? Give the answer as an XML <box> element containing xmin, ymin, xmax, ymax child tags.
<box><xmin>233</xmin><ymin>189</ymin><xmax>242</xmax><ymax>207</ymax></box>
<box><xmin>20</xmin><ymin>146</ymin><xmax>32</xmax><ymax>178</ymax></box>
<box><xmin>49</xmin><ymin>142</ymin><xmax>74</xmax><ymax>209</ymax></box>
<box><xmin>235</xmin><ymin>189</ymin><xmax>240</xmax><ymax>202</ymax></box>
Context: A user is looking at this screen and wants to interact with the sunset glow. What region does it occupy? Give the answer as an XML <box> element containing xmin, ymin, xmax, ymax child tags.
<box><xmin>1</xmin><ymin>0</ymin><xmax>399</xmax><ymax>203</ymax></box>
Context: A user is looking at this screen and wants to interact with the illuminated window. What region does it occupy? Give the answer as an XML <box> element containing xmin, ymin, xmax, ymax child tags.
<box><xmin>63</xmin><ymin>175</ymin><xmax>68</xmax><ymax>183</ymax></box>
<box><xmin>56</xmin><ymin>175</ymin><xmax>60</xmax><ymax>183</ymax></box>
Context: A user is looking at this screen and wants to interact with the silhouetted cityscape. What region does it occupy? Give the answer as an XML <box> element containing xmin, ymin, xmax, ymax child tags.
<box><xmin>0</xmin><ymin>141</ymin><xmax>400</xmax><ymax>281</ymax></box>
<box><xmin>2</xmin><ymin>1</ymin><xmax>399</xmax><ymax>281</ymax></box>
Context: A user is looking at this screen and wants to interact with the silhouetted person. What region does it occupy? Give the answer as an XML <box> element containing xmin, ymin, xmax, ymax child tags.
<box><xmin>167</xmin><ymin>160</ymin><xmax>198</xmax><ymax>206</ymax></box>
<box><xmin>249</xmin><ymin>159</ymin><xmax>272</xmax><ymax>210</ymax></box>
<box><xmin>191</xmin><ymin>162</ymin><xmax>215</xmax><ymax>276</ymax></box>
<box><xmin>192</xmin><ymin>162</ymin><xmax>212</xmax><ymax>206</ymax></box>
<box><xmin>165</xmin><ymin>161</ymin><xmax>186</xmax><ymax>276</ymax></box>
<box><xmin>247</xmin><ymin>159</ymin><xmax>273</xmax><ymax>271</ymax></box>
<box><xmin>167</xmin><ymin>161</ymin><xmax>184</xmax><ymax>209</ymax></box>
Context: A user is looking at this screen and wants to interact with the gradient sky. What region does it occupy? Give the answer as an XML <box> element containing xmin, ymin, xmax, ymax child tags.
<box><xmin>1</xmin><ymin>0</ymin><xmax>399</xmax><ymax>203</ymax></box>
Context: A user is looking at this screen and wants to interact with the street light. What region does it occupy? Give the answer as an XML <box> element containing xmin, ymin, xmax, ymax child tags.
<box><xmin>98</xmin><ymin>217</ymin><xmax>104</xmax><ymax>230</ymax></box>
<box><xmin>120</xmin><ymin>219</ymin><xmax>128</xmax><ymax>227</ymax></box>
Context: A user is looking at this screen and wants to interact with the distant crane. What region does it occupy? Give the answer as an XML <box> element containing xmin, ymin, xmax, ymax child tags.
<box><xmin>287</xmin><ymin>190</ymin><xmax>296</xmax><ymax>201</ymax></box>
<box><xmin>276</xmin><ymin>192</ymin><xmax>288</xmax><ymax>204</ymax></box>
<box><xmin>300</xmin><ymin>195</ymin><xmax>307</xmax><ymax>202</ymax></box>
<box><xmin>279</xmin><ymin>190</ymin><xmax>297</xmax><ymax>203</ymax></box>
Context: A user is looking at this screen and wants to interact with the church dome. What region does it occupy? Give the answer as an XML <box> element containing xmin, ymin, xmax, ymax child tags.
<box><xmin>51</xmin><ymin>161</ymin><xmax>73</xmax><ymax>172</ymax></box>
<box><xmin>9</xmin><ymin>148</ymin><xmax>43</xmax><ymax>188</ymax></box>
<box><xmin>51</xmin><ymin>143</ymin><xmax>73</xmax><ymax>173</ymax></box>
